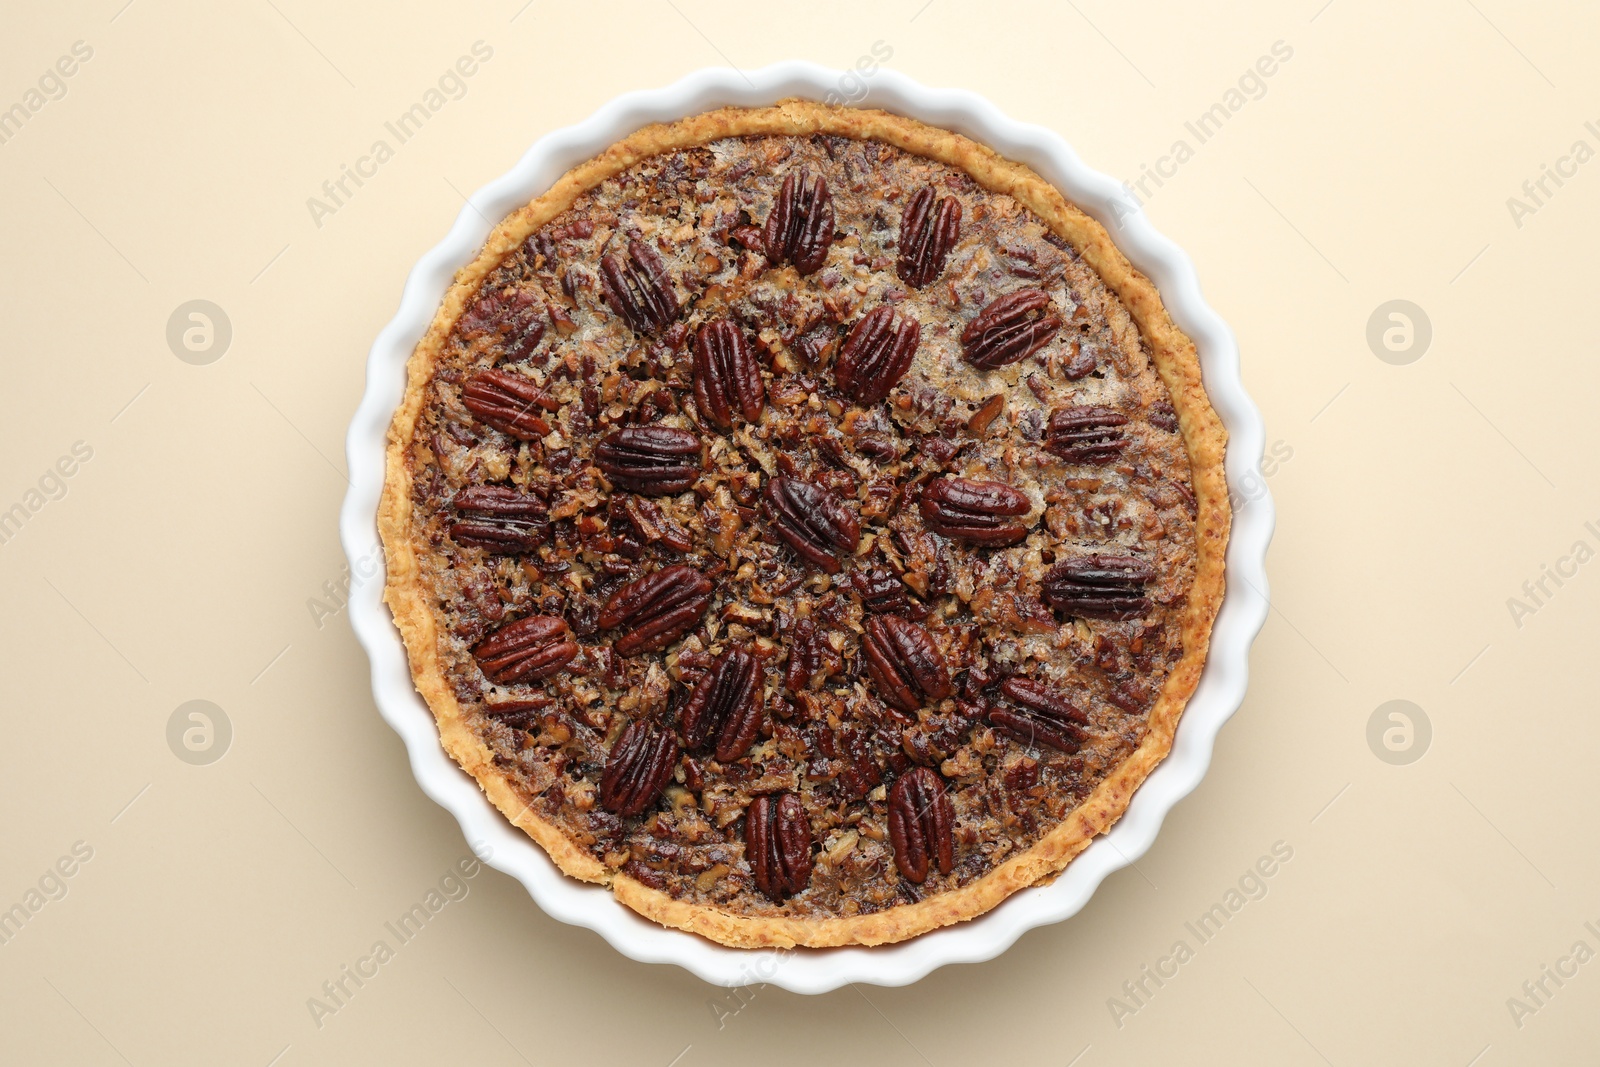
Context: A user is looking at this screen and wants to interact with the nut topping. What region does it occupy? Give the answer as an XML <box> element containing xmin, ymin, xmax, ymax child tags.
<box><xmin>897</xmin><ymin>185</ymin><xmax>962</xmax><ymax>288</ymax></box>
<box><xmin>600</xmin><ymin>238</ymin><xmax>680</xmax><ymax>334</ymax></box>
<box><xmin>1046</xmin><ymin>406</ymin><xmax>1129</xmax><ymax>464</ymax></box>
<box><xmin>850</xmin><ymin>566</ymin><xmax>911</xmax><ymax>615</ymax></box>
<box><xmin>834</xmin><ymin>306</ymin><xmax>921</xmax><ymax>406</ymax></box>
<box><xmin>449</xmin><ymin>485</ymin><xmax>549</xmax><ymax>554</ymax></box>
<box><xmin>960</xmin><ymin>289</ymin><xmax>1062</xmax><ymax>370</ymax></box>
<box><xmin>762</xmin><ymin>166</ymin><xmax>835</xmax><ymax>275</ymax></box>
<box><xmin>599</xmin><ymin>719</ymin><xmax>678</xmax><ymax>816</ymax></box>
<box><xmin>888</xmin><ymin>767</ymin><xmax>954</xmax><ymax>884</ymax></box>
<box><xmin>862</xmin><ymin>615</ymin><xmax>951</xmax><ymax>714</ymax></box>
<box><xmin>1041</xmin><ymin>554</ymin><xmax>1156</xmax><ymax>621</ymax></box>
<box><xmin>460</xmin><ymin>369</ymin><xmax>555</xmax><ymax>439</ymax></box>
<box><xmin>692</xmin><ymin>318</ymin><xmax>765</xmax><ymax>429</ymax></box>
<box><xmin>918</xmin><ymin>477</ymin><xmax>1032</xmax><ymax>546</ymax></box>
<box><xmin>988</xmin><ymin>677</ymin><xmax>1088</xmax><ymax>753</ymax></box>
<box><xmin>594</xmin><ymin>425</ymin><xmax>702</xmax><ymax>495</ymax></box>
<box><xmin>763</xmin><ymin>476</ymin><xmax>861</xmax><ymax>574</ymax></box>
<box><xmin>598</xmin><ymin>564</ymin><xmax>715</xmax><ymax>654</ymax></box>
<box><xmin>745</xmin><ymin>792</ymin><xmax>813</xmax><ymax>900</ymax></box>
<box><xmin>471</xmin><ymin>615</ymin><xmax>579</xmax><ymax>684</ymax></box>
<box><xmin>680</xmin><ymin>648</ymin><xmax>764</xmax><ymax>762</ymax></box>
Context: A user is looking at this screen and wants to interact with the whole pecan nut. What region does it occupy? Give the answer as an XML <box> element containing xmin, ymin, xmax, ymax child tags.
<box><xmin>888</xmin><ymin>767</ymin><xmax>954</xmax><ymax>884</ymax></box>
<box><xmin>918</xmin><ymin>477</ymin><xmax>1032</xmax><ymax>546</ymax></box>
<box><xmin>692</xmin><ymin>319</ymin><xmax>765</xmax><ymax>429</ymax></box>
<box><xmin>449</xmin><ymin>485</ymin><xmax>549</xmax><ymax>554</ymax></box>
<box><xmin>988</xmin><ymin>677</ymin><xmax>1088</xmax><ymax>753</ymax></box>
<box><xmin>471</xmin><ymin>615</ymin><xmax>579</xmax><ymax>684</ymax></box>
<box><xmin>863</xmin><ymin>615</ymin><xmax>951</xmax><ymax>714</ymax></box>
<box><xmin>897</xmin><ymin>185</ymin><xmax>962</xmax><ymax>288</ymax></box>
<box><xmin>762</xmin><ymin>166</ymin><xmax>835</xmax><ymax>275</ymax></box>
<box><xmin>600</xmin><ymin>238</ymin><xmax>680</xmax><ymax>334</ymax></box>
<box><xmin>680</xmin><ymin>648</ymin><xmax>764</xmax><ymax>762</ymax></box>
<box><xmin>598</xmin><ymin>564</ymin><xmax>715</xmax><ymax>654</ymax></box>
<box><xmin>834</xmin><ymin>306</ymin><xmax>921</xmax><ymax>405</ymax></box>
<box><xmin>1046</xmin><ymin>406</ymin><xmax>1129</xmax><ymax>464</ymax></box>
<box><xmin>1041</xmin><ymin>554</ymin><xmax>1156</xmax><ymax>621</ymax></box>
<box><xmin>763</xmin><ymin>476</ymin><xmax>861</xmax><ymax>574</ymax></box>
<box><xmin>599</xmin><ymin>719</ymin><xmax>678</xmax><ymax>816</ymax></box>
<box><xmin>594</xmin><ymin>425</ymin><xmax>702</xmax><ymax>495</ymax></box>
<box><xmin>745</xmin><ymin>792</ymin><xmax>813</xmax><ymax>900</ymax></box>
<box><xmin>850</xmin><ymin>565</ymin><xmax>911</xmax><ymax>615</ymax></box>
<box><xmin>960</xmin><ymin>289</ymin><xmax>1062</xmax><ymax>370</ymax></box>
<box><xmin>461</xmin><ymin>369</ymin><xmax>555</xmax><ymax>439</ymax></box>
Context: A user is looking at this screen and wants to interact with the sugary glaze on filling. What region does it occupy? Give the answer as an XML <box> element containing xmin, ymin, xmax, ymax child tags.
<box><xmin>401</xmin><ymin>132</ymin><xmax>1197</xmax><ymax>923</ymax></box>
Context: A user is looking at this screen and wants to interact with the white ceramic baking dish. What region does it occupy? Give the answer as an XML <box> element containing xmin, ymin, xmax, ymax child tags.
<box><xmin>340</xmin><ymin>61</ymin><xmax>1273</xmax><ymax>993</ymax></box>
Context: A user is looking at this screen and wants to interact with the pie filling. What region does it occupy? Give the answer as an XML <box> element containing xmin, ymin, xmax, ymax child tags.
<box><xmin>400</xmin><ymin>132</ymin><xmax>1198</xmax><ymax>925</ymax></box>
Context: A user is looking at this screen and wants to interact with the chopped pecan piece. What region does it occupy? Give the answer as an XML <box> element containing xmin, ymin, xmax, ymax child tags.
<box><xmin>897</xmin><ymin>185</ymin><xmax>962</xmax><ymax>288</ymax></box>
<box><xmin>680</xmin><ymin>648</ymin><xmax>764</xmax><ymax>762</ymax></box>
<box><xmin>851</xmin><ymin>566</ymin><xmax>910</xmax><ymax>614</ymax></box>
<box><xmin>460</xmin><ymin>369</ymin><xmax>554</xmax><ymax>439</ymax></box>
<box><xmin>1046</xmin><ymin>406</ymin><xmax>1129</xmax><ymax>464</ymax></box>
<box><xmin>594</xmin><ymin>425</ymin><xmax>702</xmax><ymax>495</ymax></box>
<box><xmin>599</xmin><ymin>238</ymin><xmax>680</xmax><ymax>334</ymax></box>
<box><xmin>745</xmin><ymin>792</ymin><xmax>813</xmax><ymax>900</ymax></box>
<box><xmin>763</xmin><ymin>476</ymin><xmax>861</xmax><ymax>574</ymax></box>
<box><xmin>1041</xmin><ymin>554</ymin><xmax>1155</xmax><ymax>621</ymax></box>
<box><xmin>599</xmin><ymin>719</ymin><xmax>678</xmax><ymax>816</ymax></box>
<box><xmin>471</xmin><ymin>615</ymin><xmax>579</xmax><ymax>684</ymax></box>
<box><xmin>862</xmin><ymin>615</ymin><xmax>951</xmax><ymax>714</ymax></box>
<box><xmin>1148</xmin><ymin>400</ymin><xmax>1179</xmax><ymax>433</ymax></box>
<box><xmin>960</xmin><ymin>289</ymin><xmax>1062</xmax><ymax>370</ymax></box>
<box><xmin>888</xmin><ymin>767</ymin><xmax>954</xmax><ymax>884</ymax></box>
<box><xmin>598</xmin><ymin>564</ymin><xmax>715</xmax><ymax>654</ymax></box>
<box><xmin>918</xmin><ymin>477</ymin><xmax>1032</xmax><ymax>546</ymax></box>
<box><xmin>483</xmin><ymin>697</ymin><xmax>551</xmax><ymax>732</ymax></box>
<box><xmin>692</xmin><ymin>318</ymin><xmax>765</xmax><ymax>429</ymax></box>
<box><xmin>834</xmin><ymin>306</ymin><xmax>921</xmax><ymax>405</ymax></box>
<box><xmin>459</xmin><ymin>287</ymin><xmax>546</xmax><ymax>361</ymax></box>
<box><xmin>988</xmin><ymin>677</ymin><xmax>1088</xmax><ymax>753</ymax></box>
<box><xmin>762</xmin><ymin>166</ymin><xmax>835</xmax><ymax>275</ymax></box>
<box><xmin>449</xmin><ymin>485</ymin><xmax>548</xmax><ymax>554</ymax></box>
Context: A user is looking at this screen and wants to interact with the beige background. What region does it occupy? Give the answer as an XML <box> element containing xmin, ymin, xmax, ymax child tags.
<box><xmin>1</xmin><ymin>0</ymin><xmax>1596</xmax><ymax>1063</ymax></box>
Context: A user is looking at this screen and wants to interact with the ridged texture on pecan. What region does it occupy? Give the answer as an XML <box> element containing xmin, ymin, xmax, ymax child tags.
<box><xmin>834</xmin><ymin>306</ymin><xmax>921</xmax><ymax>405</ymax></box>
<box><xmin>888</xmin><ymin>767</ymin><xmax>954</xmax><ymax>884</ymax></box>
<box><xmin>918</xmin><ymin>477</ymin><xmax>1032</xmax><ymax>546</ymax></box>
<box><xmin>482</xmin><ymin>697</ymin><xmax>550</xmax><ymax>732</ymax></box>
<box><xmin>988</xmin><ymin>677</ymin><xmax>1088</xmax><ymax>753</ymax></box>
<box><xmin>459</xmin><ymin>286</ymin><xmax>545</xmax><ymax>361</ymax></box>
<box><xmin>762</xmin><ymin>166</ymin><xmax>835</xmax><ymax>275</ymax></box>
<box><xmin>680</xmin><ymin>648</ymin><xmax>764</xmax><ymax>762</ymax></box>
<box><xmin>897</xmin><ymin>185</ymin><xmax>962</xmax><ymax>288</ymax></box>
<box><xmin>692</xmin><ymin>319</ymin><xmax>765</xmax><ymax>429</ymax></box>
<box><xmin>598</xmin><ymin>564</ymin><xmax>715</xmax><ymax>654</ymax></box>
<box><xmin>461</xmin><ymin>369</ymin><xmax>555</xmax><ymax>439</ymax></box>
<box><xmin>960</xmin><ymin>289</ymin><xmax>1062</xmax><ymax>370</ymax></box>
<box><xmin>1046</xmin><ymin>406</ymin><xmax>1129</xmax><ymax>464</ymax></box>
<box><xmin>1041</xmin><ymin>554</ymin><xmax>1156</xmax><ymax>621</ymax></box>
<box><xmin>600</xmin><ymin>238</ymin><xmax>680</xmax><ymax>334</ymax></box>
<box><xmin>599</xmin><ymin>719</ymin><xmax>678</xmax><ymax>817</ymax></box>
<box><xmin>449</xmin><ymin>485</ymin><xmax>549</xmax><ymax>554</ymax></box>
<box><xmin>763</xmin><ymin>476</ymin><xmax>861</xmax><ymax>574</ymax></box>
<box><xmin>471</xmin><ymin>615</ymin><xmax>579</xmax><ymax>684</ymax></box>
<box><xmin>863</xmin><ymin>615</ymin><xmax>951</xmax><ymax>714</ymax></box>
<box><xmin>851</xmin><ymin>566</ymin><xmax>911</xmax><ymax>615</ymax></box>
<box><xmin>594</xmin><ymin>425</ymin><xmax>702</xmax><ymax>495</ymax></box>
<box><xmin>745</xmin><ymin>792</ymin><xmax>813</xmax><ymax>900</ymax></box>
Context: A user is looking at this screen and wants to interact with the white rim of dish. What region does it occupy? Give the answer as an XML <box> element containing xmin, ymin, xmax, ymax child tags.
<box><xmin>340</xmin><ymin>61</ymin><xmax>1274</xmax><ymax>993</ymax></box>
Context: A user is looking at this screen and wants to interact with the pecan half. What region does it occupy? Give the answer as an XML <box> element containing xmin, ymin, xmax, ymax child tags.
<box><xmin>862</xmin><ymin>615</ymin><xmax>951</xmax><ymax>714</ymax></box>
<box><xmin>449</xmin><ymin>485</ymin><xmax>548</xmax><ymax>554</ymax></box>
<box><xmin>599</xmin><ymin>719</ymin><xmax>678</xmax><ymax>816</ymax></box>
<box><xmin>460</xmin><ymin>369</ymin><xmax>555</xmax><ymax>439</ymax></box>
<box><xmin>1046</xmin><ymin>406</ymin><xmax>1129</xmax><ymax>464</ymax></box>
<box><xmin>960</xmin><ymin>289</ymin><xmax>1062</xmax><ymax>370</ymax></box>
<box><xmin>745</xmin><ymin>792</ymin><xmax>813</xmax><ymax>900</ymax></box>
<box><xmin>897</xmin><ymin>185</ymin><xmax>962</xmax><ymax>288</ymax></box>
<box><xmin>598</xmin><ymin>564</ymin><xmax>715</xmax><ymax>654</ymax></box>
<box><xmin>763</xmin><ymin>476</ymin><xmax>861</xmax><ymax>574</ymax></box>
<box><xmin>460</xmin><ymin>286</ymin><xmax>545</xmax><ymax>361</ymax></box>
<box><xmin>594</xmin><ymin>426</ymin><xmax>702</xmax><ymax>495</ymax></box>
<box><xmin>600</xmin><ymin>238</ymin><xmax>679</xmax><ymax>334</ymax></box>
<box><xmin>692</xmin><ymin>319</ymin><xmax>765</xmax><ymax>429</ymax></box>
<box><xmin>471</xmin><ymin>615</ymin><xmax>579</xmax><ymax>684</ymax></box>
<box><xmin>851</xmin><ymin>566</ymin><xmax>910</xmax><ymax>615</ymax></box>
<box><xmin>1041</xmin><ymin>554</ymin><xmax>1156</xmax><ymax>621</ymax></box>
<box><xmin>680</xmin><ymin>648</ymin><xmax>764</xmax><ymax>762</ymax></box>
<box><xmin>762</xmin><ymin>166</ymin><xmax>835</xmax><ymax>275</ymax></box>
<box><xmin>988</xmin><ymin>677</ymin><xmax>1088</xmax><ymax>753</ymax></box>
<box><xmin>888</xmin><ymin>767</ymin><xmax>954</xmax><ymax>884</ymax></box>
<box><xmin>834</xmin><ymin>306</ymin><xmax>921</xmax><ymax>405</ymax></box>
<box><xmin>918</xmin><ymin>477</ymin><xmax>1032</xmax><ymax>546</ymax></box>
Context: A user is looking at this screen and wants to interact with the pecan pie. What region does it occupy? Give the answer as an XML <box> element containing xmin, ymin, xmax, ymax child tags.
<box><xmin>380</xmin><ymin>102</ymin><xmax>1228</xmax><ymax>948</ymax></box>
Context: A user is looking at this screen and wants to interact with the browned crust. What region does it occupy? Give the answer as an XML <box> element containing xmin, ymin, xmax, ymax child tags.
<box><xmin>380</xmin><ymin>100</ymin><xmax>1229</xmax><ymax>948</ymax></box>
